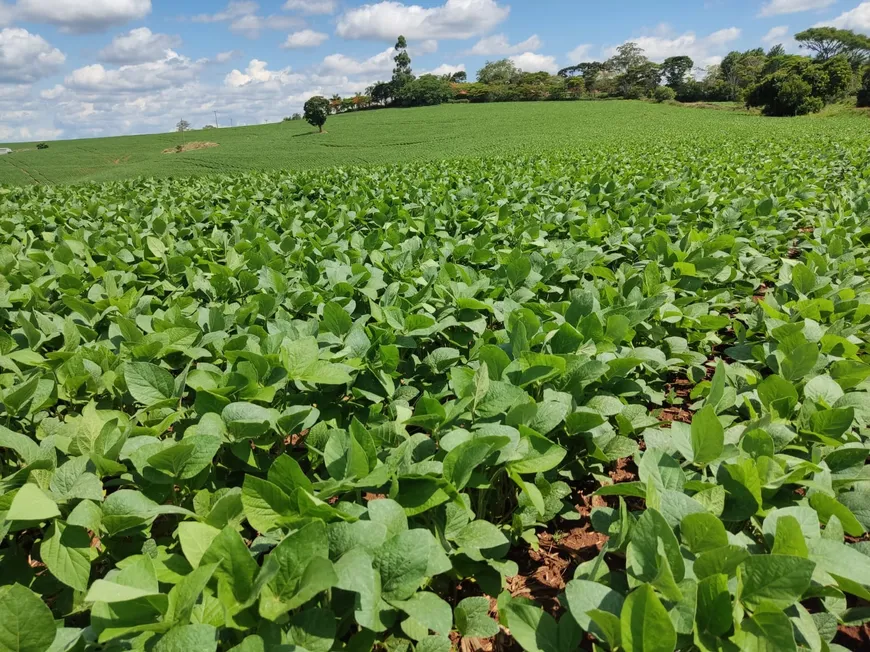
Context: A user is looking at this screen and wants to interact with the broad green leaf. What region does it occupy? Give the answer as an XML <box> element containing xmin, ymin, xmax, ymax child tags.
<box><xmin>620</xmin><ymin>584</ymin><xmax>676</xmax><ymax>652</ymax></box>
<box><xmin>738</xmin><ymin>554</ymin><xmax>815</xmax><ymax>610</ymax></box>
<box><xmin>124</xmin><ymin>362</ymin><xmax>175</xmax><ymax>405</ymax></box>
<box><xmin>0</xmin><ymin>584</ymin><xmax>57</xmax><ymax>652</ymax></box>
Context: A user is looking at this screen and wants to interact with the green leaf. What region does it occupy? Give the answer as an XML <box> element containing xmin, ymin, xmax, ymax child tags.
<box><xmin>620</xmin><ymin>584</ymin><xmax>676</xmax><ymax>652</ymax></box>
<box><xmin>791</xmin><ymin>263</ymin><xmax>816</xmax><ymax>295</ymax></box>
<box><xmin>455</xmin><ymin>596</ymin><xmax>499</xmax><ymax>638</ymax></box>
<box><xmin>200</xmin><ymin>525</ymin><xmax>259</xmax><ymax>603</ymax></box>
<box><xmin>391</xmin><ymin>592</ymin><xmax>452</xmax><ymax>636</ymax></box>
<box><xmin>177</xmin><ymin>522</ymin><xmax>221</xmax><ymax>568</ymax></box>
<box><xmin>7</xmin><ymin>484</ymin><xmax>60</xmax><ymax>522</ymax></box>
<box><xmin>737</xmin><ymin>608</ymin><xmax>797</xmax><ymax>652</ymax></box>
<box><xmin>222</xmin><ymin>402</ymin><xmax>274</xmax><ymax>439</ymax></box>
<box><xmin>780</xmin><ymin>343</ymin><xmax>818</xmax><ymax>382</ymax></box>
<box><xmin>167</xmin><ymin>563</ymin><xmax>217</xmax><ymax>625</ymax></box>
<box><xmin>771</xmin><ymin>515</ymin><xmax>808</xmax><ymax>558</ymax></box>
<box><xmin>242</xmin><ymin>476</ymin><xmax>295</xmax><ymax>533</ymax></box>
<box><xmin>452</xmin><ymin>521</ymin><xmax>509</xmax><ymax>552</ymax></box>
<box><xmin>322</xmin><ymin>302</ymin><xmax>353</xmax><ymax>336</ymax></box>
<box><xmin>809</xmin><ymin>493</ymin><xmax>865</xmax><ymax>537</ymax></box>
<box><xmin>40</xmin><ymin>521</ymin><xmax>91</xmax><ymax>592</ymax></box>
<box><xmin>505</xmin><ymin>602</ymin><xmax>560</xmax><ymax>652</ymax></box>
<box><xmin>696</xmin><ymin>574</ymin><xmax>732</xmax><ymax>636</ymax></box>
<box><xmin>564</xmin><ymin>579</ymin><xmax>624</xmax><ymax>634</ymax></box>
<box><xmin>738</xmin><ymin>554</ymin><xmax>815</xmax><ymax>610</ymax></box>
<box><xmin>375</xmin><ymin>529</ymin><xmax>437</xmax><ymax>601</ymax></box>
<box><xmin>680</xmin><ymin>512</ymin><xmax>728</xmax><ymax>554</ymax></box>
<box><xmin>124</xmin><ymin>362</ymin><xmax>175</xmax><ymax>405</ymax></box>
<box><xmin>0</xmin><ymin>584</ymin><xmax>57</xmax><ymax>652</ymax></box>
<box><xmin>153</xmin><ymin>625</ymin><xmax>217</xmax><ymax>652</ymax></box>
<box><xmin>290</xmin><ymin>608</ymin><xmax>336</xmax><ymax>652</ymax></box>
<box><xmin>690</xmin><ymin>405</ymin><xmax>724</xmax><ymax>466</ymax></box>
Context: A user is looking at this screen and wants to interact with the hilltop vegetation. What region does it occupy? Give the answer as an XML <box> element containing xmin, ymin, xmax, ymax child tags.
<box><xmin>1</xmin><ymin>100</ymin><xmax>868</xmax><ymax>187</ymax></box>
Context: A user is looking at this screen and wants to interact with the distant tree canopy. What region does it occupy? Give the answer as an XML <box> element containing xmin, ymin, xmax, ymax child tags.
<box><xmin>795</xmin><ymin>27</ymin><xmax>870</xmax><ymax>67</ymax></box>
<box><xmin>175</xmin><ymin>120</ymin><xmax>191</xmax><ymax>133</ymax></box>
<box><xmin>314</xmin><ymin>32</ymin><xmax>866</xmax><ymax>118</ymax></box>
<box><xmin>746</xmin><ymin>54</ymin><xmax>851</xmax><ymax>116</ymax></box>
<box><xmin>859</xmin><ymin>65</ymin><xmax>870</xmax><ymax>107</ymax></box>
<box><xmin>303</xmin><ymin>96</ymin><xmax>330</xmax><ymax>132</ymax></box>
<box><xmin>476</xmin><ymin>59</ymin><xmax>521</xmax><ymax>85</ymax></box>
<box><xmin>661</xmin><ymin>56</ymin><xmax>694</xmax><ymax>88</ymax></box>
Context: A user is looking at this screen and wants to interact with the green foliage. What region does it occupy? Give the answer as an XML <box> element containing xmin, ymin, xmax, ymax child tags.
<box><xmin>746</xmin><ymin>58</ymin><xmax>831</xmax><ymax>116</ymax></box>
<box><xmin>303</xmin><ymin>96</ymin><xmax>330</xmax><ymax>132</ymax></box>
<box><xmin>858</xmin><ymin>65</ymin><xmax>870</xmax><ymax>107</ymax></box>
<box><xmin>653</xmin><ymin>86</ymin><xmax>676</xmax><ymax>102</ymax></box>
<box><xmin>3</xmin><ymin>98</ymin><xmax>870</xmax><ymax>651</ymax></box>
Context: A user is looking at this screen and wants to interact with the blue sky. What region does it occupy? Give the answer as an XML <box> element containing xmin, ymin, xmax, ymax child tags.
<box><xmin>0</xmin><ymin>0</ymin><xmax>868</xmax><ymax>141</ymax></box>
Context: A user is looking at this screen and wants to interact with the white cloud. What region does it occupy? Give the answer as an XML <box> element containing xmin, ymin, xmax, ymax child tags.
<box><xmin>816</xmin><ymin>2</ymin><xmax>870</xmax><ymax>30</ymax></box>
<box><xmin>40</xmin><ymin>84</ymin><xmax>65</xmax><ymax>100</ymax></box>
<box><xmin>417</xmin><ymin>39</ymin><xmax>439</xmax><ymax>53</ymax></box>
<box><xmin>0</xmin><ymin>2</ymin><xmax>14</xmax><ymax>27</ymax></box>
<box><xmin>424</xmin><ymin>63</ymin><xmax>465</xmax><ymax>76</ymax></box>
<box><xmin>762</xmin><ymin>25</ymin><xmax>789</xmax><ymax>44</ymax></box>
<box><xmin>215</xmin><ymin>50</ymin><xmax>242</xmax><ymax>63</ymax></box>
<box><xmin>99</xmin><ymin>27</ymin><xmax>182</xmax><ymax>64</ymax></box>
<box><xmin>466</xmin><ymin>33</ymin><xmax>542</xmax><ymax>56</ymax></box>
<box><xmin>336</xmin><ymin>0</ymin><xmax>509</xmax><ymax>41</ymax></box>
<box><xmin>66</xmin><ymin>51</ymin><xmax>202</xmax><ymax>92</ymax></box>
<box><xmin>509</xmin><ymin>52</ymin><xmax>558</xmax><ymax>73</ymax></box>
<box><xmin>16</xmin><ymin>0</ymin><xmax>151</xmax><ymax>33</ymax></box>
<box><xmin>0</xmin><ymin>27</ymin><xmax>66</xmax><ymax>83</ymax></box>
<box><xmin>605</xmin><ymin>26</ymin><xmax>741</xmax><ymax>68</ymax></box>
<box><xmin>283</xmin><ymin>0</ymin><xmax>338</xmax><ymax>13</ymax></box>
<box><xmin>282</xmin><ymin>29</ymin><xmax>329</xmax><ymax>49</ymax></box>
<box><xmin>759</xmin><ymin>0</ymin><xmax>835</xmax><ymax>17</ymax></box>
<box><xmin>224</xmin><ymin>59</ymin><xmax>302</xmax><ymax>88</ymax></box>
<box><xmin>192</xmin><ymin>1</ymin><xmax>302</xmax><ymax>38</ymax></box>
<box><xmin>566</xmin><ymin>43</ymin><xmax>593</xmax><ymax>63</ymax></box>
<box><xmin>318</xmin><ymin>47</ymin><xmax>395</xmax><ymax>76</ymax></box>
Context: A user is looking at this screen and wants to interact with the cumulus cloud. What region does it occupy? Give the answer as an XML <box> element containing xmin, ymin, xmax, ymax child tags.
<box><xmin>215</xmin><ymin>50</ymin><xmax>242</xmax><ymax>63</ymax></box>
<box><xmin>99</xmin><ymin>27</ymin><xmax>182</xmax><ymax>64</ymax></box>
<box><xmin>466</xmin><ymin>33</ymin><xmax>542</xmax><ymax>56</ymax></box>
<box><xmin>318</xmin><ymin>47</ymin><xmax>395</xmax><ymax>76</ymax></box>
<box><xmin>282</xmin><ymin>29</ymin><xmax>329</xmax><ymax>49</ymax></box>
<box><xmin>566</xmin><ymin>43</ymin><xmax>593</xmax><ymax>63</ymax></box>
<box><xmin>762</xmin><ymin>25</ymin><xmax>789</xmax><ymax>44</ymax></box>
<box><xmin>759</xmin><ymin>0</ymin><xmax>835</xmax><ymax>17</ymax></box>
<box><xmin>336</xmin><ymin>0</ymin><xmax>510</xmax><ymax>41</ymax></box>
<box><xmin>605</xmin><ymin>26</ymin><xmax>741</xmax><ymax>68</ymax></box>
<box><xmin>224</xmin><ymin>59</ymin><xmax>303</xmax><ymax>88</ymax></box>
<box><xmin>509</xmin><ymin>52</ymin><xmax>558</xmax><ymax>74</ymax></box>
<box><xmin>424</xmin><ymin>63</ymin><xmax>465</xmax><ymax>76</ymax></box>
<box><xmin>16</xmin><ymin>0</ymin><xmax>151</xmax><ymax>33</ymax></box>
<box><xmin>0</xmin><ymin>27</ymin><xmax>66</xmax><ymax>83</ymax></box>
<box><xmin>283</xmin><ymin>0</ymin><xmax>338</xmax><ymax>13</ymax></box>
<box><xmin>66</xmin><ymin>51</ymin><xmax>202</xmax><ymax>92</ymax></box>
<box><xmin>192</xmin><ymin>1</ymin><xmax>301</xmax><ymax>38</ymax></box>
<box><xmin>816</xmin><ymin>2</ymin><xmax>870</xmax><ymax>31</ymax></box>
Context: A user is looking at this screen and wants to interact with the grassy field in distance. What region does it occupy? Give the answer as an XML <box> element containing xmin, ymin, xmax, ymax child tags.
<box><xmin>0</xmin><ymin>100</ymin><xmax>867</xmax><ymax>186</ymax></box>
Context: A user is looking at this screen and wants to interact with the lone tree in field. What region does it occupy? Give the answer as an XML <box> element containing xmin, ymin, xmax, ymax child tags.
<box><xmin>176</xmin><ymin>119</ymin><xmax>190</xmax><ymax>133</ymax></box>
<box><xmin>303</xmin><ymin>96</ymin><xmax>330</xmax><ymax>132</ymax></box>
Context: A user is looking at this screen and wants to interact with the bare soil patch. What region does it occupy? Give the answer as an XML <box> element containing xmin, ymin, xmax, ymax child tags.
<box><xmin>163</xmin><ymin>141</ymin><xmax>219</xmax><ymax>154</ymax></box>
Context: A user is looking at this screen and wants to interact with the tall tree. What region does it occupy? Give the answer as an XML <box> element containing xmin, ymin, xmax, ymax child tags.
<box><xmin>175</xmin><ymin>119</ymin><xmax>190</xmax><ymax>133</ymax></box>
<box><xmin>476</xmin><ymin>59</ymin><xmax>520</xmax><ymax>85</ymax></box>
<box><xmin>607</xmin><ymin>42</ymin><xmax>647</xmax><ymax>75</ymax></box>
<box><xmin>795</xmin><ymin>27</ymin><xmax>870</xmax><ymax>66</ymax></box>
<box><xmin>392</xmin><ymin>35</ymin><xmax>414</xmax><ymax>90</ymax></box>
<box><xmin>661</xmin><ymin>56</ymin><xmax>694</xmax><ymax>88</ymax></box>
<box><xmin>766</xmin><ymin>44</ymin><xmax>785</xmax><ymax>58</ymax></box>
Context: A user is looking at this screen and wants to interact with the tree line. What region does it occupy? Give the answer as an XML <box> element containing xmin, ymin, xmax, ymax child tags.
<box><xmin>299</xmin><ymin>27</ymin><xmax>870</xmax><ymax>130</ymax></box>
